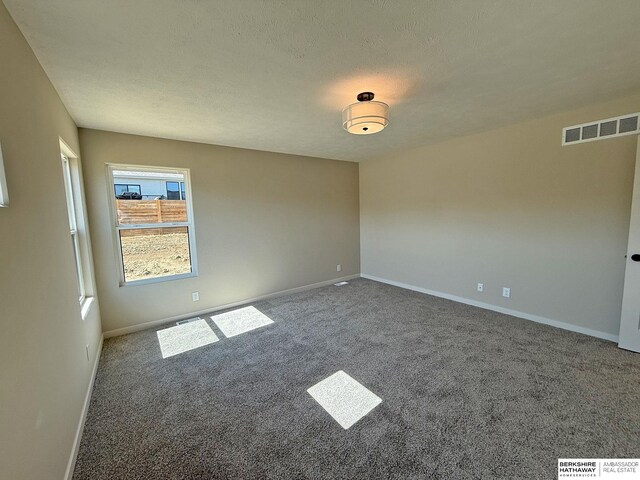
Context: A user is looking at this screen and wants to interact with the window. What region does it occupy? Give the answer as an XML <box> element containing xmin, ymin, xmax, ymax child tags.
<box><xmin>108</xmin><ymin>165</ymin><xmax>197</xmax><ymax>285</ymax></box>
<box><xmin>60</xmin><ymin>144</ymin><xmax>93</xmax><ymax>312</ymax></box>
<box><xmin>62</xmin><ymin>155</ymin><xmax>85</xmax><ymax>301</ymax></box>
<box><xmin>114</xmin><ymin>184</ymin><xmax>141</xmax><ymax>196</ymax></box>
<box><xmin>166</xmin><ymin>181</ymin><xmax>186</xmax><ymax>200</ymax></box>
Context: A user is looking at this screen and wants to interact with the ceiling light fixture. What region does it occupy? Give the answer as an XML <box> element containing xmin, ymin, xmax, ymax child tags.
<box><xmin>342</xmin><ymin>92</ymin><xmax>389</xmax><ymax>135</ymax></box>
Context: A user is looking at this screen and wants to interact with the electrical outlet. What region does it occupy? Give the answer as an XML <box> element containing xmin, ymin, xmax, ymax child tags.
<box><xmin>502</xmin><ymin>287</ymin><xmax>511</xmax><ymax>298</ymax></box>
<box><xmin>192</xmin><ymin>291</ymin><xmax>200</xmax><ymax>302</ymax></box>
<box><xmin>85</xmin><ymin>345</ymin><xmax>90</xmax><ymax>362</ymax></box>
<box><xmin>477</xmin><ymin>283</ymin><xmax>484</xmax><ymax>292</ymax></box>
<box><xmin>336</xmin><ymin>264</ymin><xmax>342</xmax><ymax>272</ymax></box>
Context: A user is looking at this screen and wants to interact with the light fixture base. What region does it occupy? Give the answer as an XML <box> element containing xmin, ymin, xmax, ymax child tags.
<box><xmin>356</xmin><ymin>92</ymin><xmax>375</xmax><ymax>102</ymax></box>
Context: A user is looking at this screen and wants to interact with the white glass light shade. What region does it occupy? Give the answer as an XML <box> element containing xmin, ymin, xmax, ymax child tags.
<box><xmin>342</xmin><ymin>100</ymin><xmax>389</xmax><ymax>135</ymax></box>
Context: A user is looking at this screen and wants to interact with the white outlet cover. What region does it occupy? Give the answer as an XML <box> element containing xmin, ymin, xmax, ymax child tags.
<box><xmin>502</xmin><ymin>287</ymin><xmax>511</xmax><ymax>298</ymax></box>
<box><xmin>337</xmin><ymin>264</ymin><xmax>342</xmax><ymax>272</ymax></box>
<box><xmin>192</xmin><ymin>292</ymin><xmax>199</xmax><ymax>301</ymax></box>
<box><xmin>477</xmin><ymin>283</ymin><xmax>484</xmax><ymax>292</ymax></box>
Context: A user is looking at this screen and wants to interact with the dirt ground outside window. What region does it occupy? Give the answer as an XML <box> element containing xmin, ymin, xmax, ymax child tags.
<box><xmin>120</xmin><ymin>231</ymin><xmax>191</xmax><ymax>282</ymax></box>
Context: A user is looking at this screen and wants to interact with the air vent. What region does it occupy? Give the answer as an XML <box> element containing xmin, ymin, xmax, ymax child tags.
<box><xmin>562</xmin><ymin>113</ymin><xmax>639</xmax><ymax>145</ymax></box>
<box><xmin>176</xmin><ymin>317</ymin><xmax>200</xmax><ymax>325</ymax></box>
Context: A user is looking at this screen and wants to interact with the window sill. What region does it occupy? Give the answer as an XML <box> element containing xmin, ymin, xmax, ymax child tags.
<box><xmin>119</xmin><ymin>272</ymin><xmax>197</xmax><ymax>287</ymax></box>
<box><xmin>80</xmin><ymin>296</ymin><xmax>95</xmax><ymax>320</ymax></box>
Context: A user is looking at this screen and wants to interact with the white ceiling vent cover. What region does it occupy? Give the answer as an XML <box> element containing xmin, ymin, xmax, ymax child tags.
<box><xmin>562</xmin><ymin>113</ymin><xmax>639</xmax><ymax>145</ymax></box>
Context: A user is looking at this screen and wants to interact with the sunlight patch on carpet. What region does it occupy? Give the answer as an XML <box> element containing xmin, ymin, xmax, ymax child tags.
<box><xmin>157</xmin><ymin>319</ymin><xmax>219</xmax><ymax>358</ymax></box>
<box><xmin>211</xmin><ymin>306</ymin><xmax>274</xmax><ymax>338</ymax></box>
<box><xmin>307</xmin><ymin>370</ymin><xmax>382</xmax><ymax>429</ymax></box>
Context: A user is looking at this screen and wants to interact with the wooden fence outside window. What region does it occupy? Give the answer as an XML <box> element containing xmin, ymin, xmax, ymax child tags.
<box><xmin>116</xmin><ymin>199</ymin><xmax>188</xmax><ymax>236</ymax></box>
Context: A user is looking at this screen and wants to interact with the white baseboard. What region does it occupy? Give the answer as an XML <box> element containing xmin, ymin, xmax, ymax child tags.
<box><xmin>103</xmin><ymin>274</ymin><xmax>361</xmax><ymax>338</ymax></box>
<box><xmin>361</xmin><ymin>274</ymin><xmax>619</xmax><ymax>343</ymax></box>
<box><xmin>64</xmin><ymin>333</ymin><xmax>104</xmax><ymax>480</ymax></box>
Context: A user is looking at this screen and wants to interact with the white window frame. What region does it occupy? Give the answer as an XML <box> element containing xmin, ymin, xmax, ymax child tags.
<box><xmin>60</xmin><ymin>139</ymin><xmax>95</xmax><ymax>318</ymax></box>
<box><xmin>0</xmin><ymin>142</ymin><xmax>9</xmax><ymax>207</ymax></box>
<box><xmin>106</xmin><ymin>163</ymin><xmax>198</xmax><ymax>287</ymax></box>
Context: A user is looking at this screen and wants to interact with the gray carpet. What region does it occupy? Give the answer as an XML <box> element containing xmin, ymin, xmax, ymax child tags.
<box><xmin>73</xmin><ymin>279</ymin><xmax>640</xmax><ymax>479</ymax></box>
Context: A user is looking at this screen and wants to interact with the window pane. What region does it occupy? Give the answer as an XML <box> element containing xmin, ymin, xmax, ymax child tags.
<box><xmin>62</xmin><ymin>159</ymin><xmax>77</xmax><ymax>230</ymax></box>
<box><xmin>115</xmin><ymin>198</ymin><xmax>187</xmax><ymax>224</ymax></box>
<box><xmin>62</xmin><ymin>156</ymin><xmax>86</xmax><ymax>303</ymax></box>
<box><xmin>166</xmin><ymin>181</ymin><xmax>180</xmax><ymax>200</ymax></box>
<box><xmin>115</xmin><ymin>184</ymin><xmax>128</xmax><ymax>196</ymax></box>
<box><xmin>119</xmin><ymin>227</ymin><xmax>191</xmax><ymax>282</ymax></box>
<box><xmin>128</xmin><ymin>185</ymin><xmax>141</xmax><ymax>194</ymax></box>
<box><xmin>71</xmin><ymin>232</ymin><xmax>85</xmax><ymax>300</ymax></box>
<box><xmin>180</xmin><ymin>182</ymin><xmax>186</xmax><ymax>201</ymax></box>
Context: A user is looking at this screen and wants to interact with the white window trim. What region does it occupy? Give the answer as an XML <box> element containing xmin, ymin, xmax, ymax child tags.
<box><xmin>60</xmin><ymin>139</ymin><xmax>95</xmax><ymax>319</ymax></box>
<box><xmin>106</xmin><ymin>163</ymin><xmax>198</xmax><ymax>287</ymax></box>
<box><xmin>0</xmin><ymin>143</ymin><xmax>9</xmax><ymax>207</ymax></box>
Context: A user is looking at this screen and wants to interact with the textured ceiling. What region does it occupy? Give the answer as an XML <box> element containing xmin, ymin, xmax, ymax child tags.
<box><xmin>5</xmin><ymin>0</ymin><xmax>640</xmax><ymax>161</ymax></box>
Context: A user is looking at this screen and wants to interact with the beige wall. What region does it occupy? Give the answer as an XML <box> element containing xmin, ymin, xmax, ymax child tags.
<box><xmin>0</xmin><ymin>3</ymin><xmax>102</xmax><ymax>480</ymax></box>
<box><xmin>79</xmin><ymin>129</ymin><xmax>360</xmax><ymax>333</ymax></box>
<box><xmin>361</xmin><ymin>93</ymin><xmax>640</xmax><ymax>338</ymax></box>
